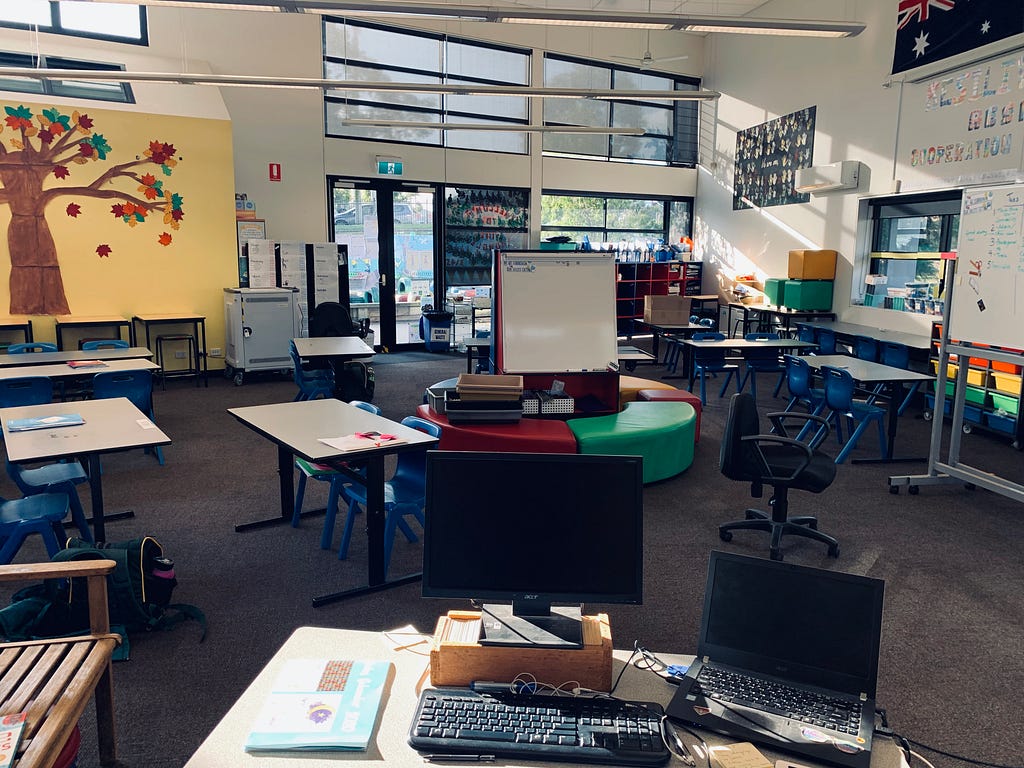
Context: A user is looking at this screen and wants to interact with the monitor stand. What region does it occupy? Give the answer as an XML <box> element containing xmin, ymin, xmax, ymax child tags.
<box><xmin>479</xmin><ymin>604</ymin><xmax>584</xmax><ymax>649</ymax></box>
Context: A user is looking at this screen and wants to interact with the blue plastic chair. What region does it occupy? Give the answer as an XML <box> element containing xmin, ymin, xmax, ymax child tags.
<box><xmin>0</xmin><ymin>377</ymin><xmax>53</xmax><ymax>407</ymax></box>
<box><xmin>92</xmin><ymin>370</ymin><xmax>164</xmax><ymax>465</ymax></box>
<box><xmin>782</xmin><ymin>354</ymin><xmax>825</xmax><ymax>413</ymax></box>
<box><xmin>816</xmin><ymin>328</ymin><xmax>837</xmax><ymax>355</ymax></box>
<box><xmin>0</xmin><ymin>493</ymin><xmax>71</xmax><ymax>564</ymax></box>
<box><xmin>817</xmin><ymin>365</ymin><xmax>888</xmax><ymax>464</ymax></box>
<box><xmin>334</xmin><ymin>416</ymin><xmax>442</xmax><ymax>577</ymax></box>
<box><xmin>291</xmin><ymin>400</ymin><xmax>381</xmax><ymax>533</ymax></box>
<box><xmin>6</xmin><ymin>460</ymin><xmax>92</xmax><ymax>545</ymax></box>
<box><xmin>688</xmin><ymin>332</ymin><xmax>739</xmax><ymax>405</ymax></box>
<box><xmin>853</xmin><ymin>335</ymin><xmax>879</xmax><ymax>362</ymax></box>
<box><xmin>288</xmin><ymin>341</ymin><xmax>334</xmax><ymax>401</ymax></box>
<box><xmin>7</xmin><ymin>342</ymin><xmax>57</xmax><ymax>354</ymax></box>
<box><xmin>81</xmin><ymin>339</ymin><xmax>129</xmax><ymax>350</ymax></box>
<box><xmin>738</xmin><ymin>333</ymin><xmax>787</xmax><ymax>400</ymax></box>
<box><xmin>881</xmin><ymin>341</ymin><xmax>922</xmax><ymax>416</ymax></box>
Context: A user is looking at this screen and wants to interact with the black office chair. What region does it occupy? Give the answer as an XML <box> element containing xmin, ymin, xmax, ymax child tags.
<box><xmin>718</xmin><ymin>392</ymin><xmax>840</xmax><ymax>561</ymax></box>
<box><xmin>309</xmin><ymin>301</ymin><xmax>369</xmax><ymax>339</ymax></box>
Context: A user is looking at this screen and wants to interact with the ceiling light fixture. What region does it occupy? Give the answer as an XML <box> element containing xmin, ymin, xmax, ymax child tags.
<box><xmin>341</xmin><ymin>119</ymin><xmax>645</xmax><ymax>134</ymax></box>
<box><xmin>0</xmin><ymin>68</ymin><xmax>721</xmax><ymax>100</ymax></box>
<box><xmin>62</xmin><ymin>0</ymin><xmax>866</xmax><ymax>37</ymax></box>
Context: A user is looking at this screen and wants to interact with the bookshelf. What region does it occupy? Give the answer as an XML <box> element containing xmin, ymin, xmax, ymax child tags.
<box><xmin>615</xmin><ymin>261</ymin><xmax>703</xmax><ymax>336</ymax></box>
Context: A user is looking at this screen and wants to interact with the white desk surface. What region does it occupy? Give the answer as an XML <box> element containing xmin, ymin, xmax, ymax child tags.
<box><xmin>293</xmin><ymin>336</ymin><xmax>374</xmax><ymax>360</ymax></box>
<box><xmin>0</xmin><ymin>358</ymin><xmax>159</xmax><ymax>380</ymax></box>
<box><xmin>683</xmin><ymin>339</ymin><xmax>817</xmax><ymax>351</ymax></box>
<box><xmin>806</xmin><ymin>355</ymin><xmax>935</xmax><ymax>384</ymax></box>
<box><xmin>0</xmin><ymin>347</ymin><xmax>153</xmax><ymax>368</ymax></box>
<box><xmin>0</xmin><ymin>397</ymin><xmax>170</xmax><ymax>463</ymax></box>
<box><xmin>185</xmin><ymin>625</ymin><xmax>901</xmax><ymax>768</ymax></box>
<box><xmin>801</xmin><ymin>321</ymin><xmax>932</xmax><ymax>351</ymax></box>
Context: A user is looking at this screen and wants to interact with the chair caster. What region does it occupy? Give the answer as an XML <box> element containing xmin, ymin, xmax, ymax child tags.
<box><xmin>889</xmin><ymin>485</ymin><xmax>900</xmax><ymax>494</ymax></box>
<box><xmin>908</xmin><ymin>485</ymin><xmax>919</xmax><ymax>495</ymax></box>
<box><xmin>719</xmin><ymin>529</ymin><xmax>733</xmax><ymax>542</ymax></box>
<box><xmin>769</xmin><ymin>548</ymin><xmax>783</xmax><ymax>561</ymax></box>
<box><xmin>828</xmin><ymin>544</ymin><xmax>840</xmax><ymax>557</ymax></box>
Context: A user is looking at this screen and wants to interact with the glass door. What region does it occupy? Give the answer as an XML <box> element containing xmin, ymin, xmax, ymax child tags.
<box><xmin>331</xmin><ymin>180</ymin><xmax>438</xmax><ymax>351</ymax></box>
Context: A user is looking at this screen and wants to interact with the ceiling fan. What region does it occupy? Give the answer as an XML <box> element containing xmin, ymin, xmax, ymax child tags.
<box><xmin>609</xmin><ymin>0</ymin><xmax>689</xmax><ymax>69</ymax></box>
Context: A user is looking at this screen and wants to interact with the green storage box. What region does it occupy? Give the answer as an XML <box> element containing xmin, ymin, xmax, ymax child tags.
<box><xmin>764</xmin><ymin>278</ymin><xmax>786</xmax><ymax>306</ymax></box>
<box><xmin>783</xmin><ymin>279</ymin><xmax>833</xmax><ymax>311</ymax></box>
<box><xmin>992</xmin><ymin>392</ymin><xmax>1019</xmax><ymax>416</ymax></box>
<box><xmin>964</xmin><ymin>386</ymin><xmax>987</xmax><ymax>406</ymax></box>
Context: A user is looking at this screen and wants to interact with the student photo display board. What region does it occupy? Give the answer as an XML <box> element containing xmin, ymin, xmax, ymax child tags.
<box><xmin>952</xmin><ymin>184</ymin><xmax>1024</xmax><ymax>350</ymax></box>
<box><xmin>495</xmin><ymin>251</ymin><xmax>618</xmax><ymax>373</ymax></box>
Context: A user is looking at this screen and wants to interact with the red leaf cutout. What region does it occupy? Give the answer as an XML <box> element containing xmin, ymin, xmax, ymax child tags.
<box><xmin>66</xmin><ymin>203</ymin><xmax>81</xmax><ymax>218</ymax></box>
<box><xmin>96</xmin><ymin>244</ymin><xmax>112</xmax><ymax>258</ymax></box>
<box><xmin>53</xmin><ymin>166</ymin><xmax>70</xmax><ymax>180</ymax></box>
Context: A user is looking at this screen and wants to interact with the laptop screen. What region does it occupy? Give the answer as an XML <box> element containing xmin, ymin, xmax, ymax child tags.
<box><xmin>699</xmin><ymin>552</ymin><xmax>885</xmax><ymax>696</ymax></box>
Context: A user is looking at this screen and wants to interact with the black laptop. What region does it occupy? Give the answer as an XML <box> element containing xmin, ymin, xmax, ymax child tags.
<box><xmin>667</xmin><ymin>552</ymin><xmax>885</xmax><ymax>768</ymax></box>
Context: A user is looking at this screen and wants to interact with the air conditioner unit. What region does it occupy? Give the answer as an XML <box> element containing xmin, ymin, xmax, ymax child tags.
<box><xmin>794</xmin><ymin>161</ymin><xmax>861</xmax><ymax>194</ymax></box>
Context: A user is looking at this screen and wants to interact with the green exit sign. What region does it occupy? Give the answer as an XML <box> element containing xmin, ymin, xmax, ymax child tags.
<box><xmin>376</xmin><ymin>158</ymin><xmax>403</xmax><ymax>176</ymax></box>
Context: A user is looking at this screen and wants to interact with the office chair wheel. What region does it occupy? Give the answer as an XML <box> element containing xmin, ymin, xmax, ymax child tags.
<box><xmin>828</xmin><ymin>543</ymin><xmax>840</xmax><ymax>558</ymax></box>
<box><xmin>233</xmin><ymin>373</ymin><xmax>244</xmax><ymax>386</ymax></box>
<box><xmin>719</xmin><ymin>530</ymin><xmax>733</xmax><ymax>542</ymax></box>
<box><xmin>908</xmin><ymin>485</ymin><xmax>919</xmax><ymax>495</ymax></box>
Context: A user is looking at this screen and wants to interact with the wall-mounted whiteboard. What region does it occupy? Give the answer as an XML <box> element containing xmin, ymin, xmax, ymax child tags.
<box><xmin>951</xmin><ymin>184</ymin><xmax>1024</xmax><ymax>349</ymax></box>
<box><xmin>496</xmin><ymin>251</ymin><xmax>618</xmax><ymax>373</ymax></box>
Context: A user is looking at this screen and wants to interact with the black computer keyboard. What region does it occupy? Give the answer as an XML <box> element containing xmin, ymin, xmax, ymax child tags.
<box><xmin>409</xmin><ymin>687</ymin><xmax>670</xmax><ymax>766</ymax></box>
<box><xmin>694</xmin><ymin>666</ymin><xmax>862</xmax><ymax>735</ymax></box>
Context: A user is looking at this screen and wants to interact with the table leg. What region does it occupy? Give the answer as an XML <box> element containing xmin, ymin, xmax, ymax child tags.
<box><xmin>79</xmin><ymin>453</ymin><xmax>135</xmax><ymax>542</ymax></box>
<box><xmin>852</xmin><ymin>381</ymin><xmax>926</xmax><ymax>465</ymax></box>
<box><xmin>234</xmin><ymin>444</ymin><xmax>315</xmax><ymax>532</ymax></box>
<box><xmin>312</xmin><ymin>452</ymin><xmax>422</xmax><ymax>607</ymax></box>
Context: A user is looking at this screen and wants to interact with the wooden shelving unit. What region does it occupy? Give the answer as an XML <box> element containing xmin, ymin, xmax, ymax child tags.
<box><xmin>615</xmin><ymin>260</ymin><xmax>703</xmax><ymax>336</ymax></box>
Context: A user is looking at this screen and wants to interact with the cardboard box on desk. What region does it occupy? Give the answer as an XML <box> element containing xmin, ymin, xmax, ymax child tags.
<box><xmin>789</xmin><ymin>249</ymin><xmax>837</xmax><ymax>280</ymax></box>
<box><xmin>430</xmin><ymin>611</ymin><xmax>613</xmax><ymax>691</ymax></box>
<box><xmin>643</xmin><ymin>295</ymin><xmax>692</xmax><ymax>325</ymax></box>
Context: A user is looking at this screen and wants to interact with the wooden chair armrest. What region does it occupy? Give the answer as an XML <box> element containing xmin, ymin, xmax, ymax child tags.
<box><xmin>0</xmin><ymin>560</ymin><xmax>116</xmax><ymax>584</ymax></box>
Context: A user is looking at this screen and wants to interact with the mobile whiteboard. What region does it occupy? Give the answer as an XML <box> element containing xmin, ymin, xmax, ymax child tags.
<box><xmin>496</xmin><ymin>251</ymin><xmax>618</xmax><ymax>373</ymax></box>
<box><xmin>951</xmin><ymin>184</ymin><xmax>1024</xmax><ymax>349</ymax></box>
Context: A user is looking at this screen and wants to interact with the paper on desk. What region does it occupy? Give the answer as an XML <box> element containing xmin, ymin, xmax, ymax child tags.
<box><xmin>710</xmin><ymin>742</ymin><xmax>772</xmax><ymax>768</ymax></box>
<box><xmin>318</xmin><ymin>433</ymin><xmax>406</xmax><ymax>452</ymax></box>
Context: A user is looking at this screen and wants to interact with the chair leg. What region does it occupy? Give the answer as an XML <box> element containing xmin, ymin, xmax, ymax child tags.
<box><xmin>323</xmin><ymin>478</ymin><xmax>345</xmax><ymax>550</ymax></box>
<box><xmin>292</xmin><ymin>472</ymin><xmax>308</xmax><ymax>528</ymax></box>
<box><xmin>772</xmin><ymin>371</ymin><xmax>786</xmax><ymax>398</ymax></box>
<box><xmin>67</xmin><ymin>492</ymin><xmax>93</xmax><ymax>544</ymax></box>
<box><xmin>717</xmin><ymin>370</ymin><xmax>737</xmax><ymax>399</ymax></box>
<box><xmin>337</xmin><ymin>495</ymin><xmax>361</xmax><ymax>560</ymax></box>
<box><xmin>898</xmin><ymin>382</ymin><xmax>921</xmax><ymax>416</ymax></box>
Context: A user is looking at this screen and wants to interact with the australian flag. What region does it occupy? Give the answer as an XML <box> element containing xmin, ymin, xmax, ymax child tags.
<box><xmin>892</xmin><ymin>0</ymin><xmax>1024</xmax><ymax>75</ymax></box>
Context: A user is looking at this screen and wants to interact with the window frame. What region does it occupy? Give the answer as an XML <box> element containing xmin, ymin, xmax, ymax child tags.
<box><xmin>0</xmin><ymin>2</ymin><xmax>148</xmax><ymax>46</ymax></box>
<box><xmin>540</xmin><ymin>190</ymin><xmax>693</xmax><ymax>247</ymax></box>
<box><xmin>0</xmin><ymin>51</ymin><xmax>134</xmax><ymax>104</ymax></box>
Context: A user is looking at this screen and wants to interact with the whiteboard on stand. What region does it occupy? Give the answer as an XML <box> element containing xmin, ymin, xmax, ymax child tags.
<box><xmin>951</xmin><ymin>184</ymin><xmax>1024</xmax><ymax>349</ymax></box>
<box><xmin>497</xmin><ymin>251</ymin><xmax>618</xmax><ymax>373</ymax></box>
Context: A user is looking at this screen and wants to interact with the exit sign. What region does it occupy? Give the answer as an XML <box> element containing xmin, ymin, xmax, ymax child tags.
<box><xmin>376</xmin><ymin>156</ymin><xmax>403</xmax><ymax>176</ymax></box>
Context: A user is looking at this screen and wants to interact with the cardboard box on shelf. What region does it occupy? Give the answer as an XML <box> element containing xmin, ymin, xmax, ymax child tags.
<box><xmin>643</xmin><ymin>295</ymin><xmax>692</xmax><ymax>325</ymax></box>
<box><xmin>788</xmin><ymin>249</ymin><xmax>837</xmax><ymax>280</ymax></box>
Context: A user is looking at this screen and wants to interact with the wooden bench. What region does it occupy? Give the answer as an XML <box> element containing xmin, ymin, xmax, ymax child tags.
<box><xmin>0</xmin><ymin>560</ymin><xmax>120</xmax><ymax>768</ymax></box>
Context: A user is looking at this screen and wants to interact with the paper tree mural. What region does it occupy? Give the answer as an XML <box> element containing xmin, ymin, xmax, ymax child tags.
<box><xmin>0</xmin><ymin>104</ymin><xmax>185</xmax><ymax>314</ymax></box>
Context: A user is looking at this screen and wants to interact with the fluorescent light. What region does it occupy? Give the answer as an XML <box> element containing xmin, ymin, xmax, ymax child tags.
<box><xmin>63</xmin><ymin>1</ymin><xmax>866</xmax><ymax>37</ymax></box>
<box><xmin>342</xmin><ymin>119</ymin><xmax>645</xmax><ymax>134</ymax></box>
<box><xmin>0</xmin><ymin>67</ymin><xmax>721</xmax><ymax>100</ymax></box>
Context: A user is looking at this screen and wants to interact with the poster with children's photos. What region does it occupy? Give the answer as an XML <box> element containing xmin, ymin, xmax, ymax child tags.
<box><xmin>733</xmin><ymin>106</ymin><xmax>816</xmax><ymax>210</ymax></box>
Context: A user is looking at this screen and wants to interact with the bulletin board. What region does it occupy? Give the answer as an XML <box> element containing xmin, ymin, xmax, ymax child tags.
<box><xmin>495</xmin><ymin>251</ymin><xmax>618</xmax><ymax>373</ymax></box>
<box><xmin>951</xmin><ymin>184</ymin><xmax>1024</xmax><ymax>349</ymax></box>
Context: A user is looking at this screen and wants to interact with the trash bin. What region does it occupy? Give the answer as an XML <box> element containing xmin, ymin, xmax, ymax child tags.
<box><xmin>419</xmin><ymin>310</ymin><xmax>453</xmax><ymax>352</ymax></box>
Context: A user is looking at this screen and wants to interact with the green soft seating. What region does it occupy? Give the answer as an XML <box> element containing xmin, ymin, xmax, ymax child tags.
<box><xmin>567</xmin><ymin>401</ymin><xmax>696</xmax><ymax>484</ymax></box>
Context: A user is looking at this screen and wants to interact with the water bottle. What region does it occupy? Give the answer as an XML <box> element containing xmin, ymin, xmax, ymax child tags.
<box><xmin>149</xmin><ymin>556</ymin><xmax>177</xmax><ymax>607</ymax></box>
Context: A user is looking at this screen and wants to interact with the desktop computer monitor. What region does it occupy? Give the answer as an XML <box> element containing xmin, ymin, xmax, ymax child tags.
<box><xmin>422</xmin><ymin>450</ymin><xmax>644</xmax><ymax>648</ymax></box>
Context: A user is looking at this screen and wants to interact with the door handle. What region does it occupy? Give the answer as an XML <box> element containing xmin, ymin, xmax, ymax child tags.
<box><xmin>379</xmin><ymin>274</ymin><xmax>387</xmax><ymax>287</ymax></box>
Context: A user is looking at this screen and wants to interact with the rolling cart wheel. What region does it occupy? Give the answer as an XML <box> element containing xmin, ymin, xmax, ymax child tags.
<box><xmin>962</xmin><ymin>422</ymin><xmax>972</xmax><ymax>434</ymax></box>
<box><xmin>922</xmin><ymin>410</ymin><xmax>933</xmax><ymax>422</ymax></box>
<box><xmin>908</xmin><ymin>485</ymin><xmax>920</xmax><ymax>495</ymax></box>
<box><xmin>233</xmin><ymin>372</ymin><xmax>244</xmax><ymax>386</ymax></box>
<box><xmin>223</xmin><ymin>364</ymin><xmax>234</xmax><ymax>380</ymax></box>
<box><xmin>1013</xmin><ymin>440</ymin><xmax>1021</xmax><ymax>451</ymax></box>
<box><xmin>889</xmin><ymin>485</ymin><xmax>900</xmax><ymax>495</ymax></box>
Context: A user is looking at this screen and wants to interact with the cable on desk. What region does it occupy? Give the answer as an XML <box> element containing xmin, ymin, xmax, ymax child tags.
<box><xmin>876</xmin><ymin>707</ymin><xmax>1023</xmax><ymax>768</ymax></box>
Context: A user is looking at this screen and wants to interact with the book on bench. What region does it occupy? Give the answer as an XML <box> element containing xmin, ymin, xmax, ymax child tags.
<box><xmin>7</xmin><ymin>414</ymin><xmax>85</xmax><ymax>432</ymax></box>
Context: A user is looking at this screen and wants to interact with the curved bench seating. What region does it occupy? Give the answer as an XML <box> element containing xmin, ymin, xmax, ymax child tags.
<box><xmin>638</xmin><ymin>388</ymin><xmax>703</xmax><ymax>443</ymax></box>
<box><xmin>567</xmin><ymin>401</ymin><xmax>696</xmax><ymax>484</ymax></box>
<box><xmin>415</xmin><ymin>404</ymin><xmax>577</xmax><ymax>453</ymax></box>
<box><xmin>618</xmin><ymin>374</ymin><xmax>677</xmax><ymax>409</ymax></box>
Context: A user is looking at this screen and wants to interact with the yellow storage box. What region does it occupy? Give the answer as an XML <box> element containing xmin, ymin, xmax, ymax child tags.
<box><xmin>788</xmin><ymin>249</ymin><xmax>838</xmax><ymax>280</ymax></box>
<box><xmin>992</xmin><ymin>371</ymin><xmax>1022</xmax><ymax>394</ymax></box>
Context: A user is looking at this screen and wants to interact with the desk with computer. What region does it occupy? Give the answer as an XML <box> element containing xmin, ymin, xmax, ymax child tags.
<box><xmin>191</xmin><ymin>450</ymin><xmax>897</xmax><ymax>768</ymax></box>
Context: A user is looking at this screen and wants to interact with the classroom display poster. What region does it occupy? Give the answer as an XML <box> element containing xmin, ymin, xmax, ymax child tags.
<box><xmin>444</xmin><ymin>187</ymin><xmax>528</xmax><ymax>286</ymax></box>
<box><xmin>733</xmin><ymin>106</ymin><xmax>815</xmax><ymax>210</ymax></box>
<box><xmin>892</xmin><ymin>0</ymin><xmax>1024</xmax><ymax>76</ymax></box>
<box><xmin>896</xmin><ymin>50</ymin><xmax>1024</xmax><ymax>191</ymax></box>
<box><xmin>950</xmin><ymin>184</ymin><xmax>1024</xmax><ymax>350</ymax></box>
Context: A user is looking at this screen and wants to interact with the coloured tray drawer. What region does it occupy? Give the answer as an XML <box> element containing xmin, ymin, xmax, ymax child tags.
<box><xmin>964</xmin><ymin>386</ymin><xmax>987</xmax><ymax>406</ymax></box>
<box><xmin>991</xmin><ymin>392</ymin><xmax>1019</xmax><ymax>416</ymax></box>
<box><xmin>992</xmin><ymin>371</ymin><xmax>1022</xmax><ymax>394</ymax></box>
<box><xmin>985</xmin><ymin>412</ymin><xmax>1016</xmax><ymax>434</ymax></box>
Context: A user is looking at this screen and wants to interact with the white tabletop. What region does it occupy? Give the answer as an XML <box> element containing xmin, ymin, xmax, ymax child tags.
<box><xmin>0</xmin><ymin>347</ymin><xmax>153</xmax><ymax>368</ymax></box>
<box><xmin>0</xmin><ymin>358</ymin><xmax>160</xmax><ymax>381</ymax></box>
<box><xmin>185</xmin><ymin>625</ymin><xmax>901</xmax><ymax>768</ymax></box>
<box><xmin>0</xmin><ymin>397</ymin><xmax>170</xmax><ymax>464</ymax></box>
<box><xmin>683</xmin><ymin>339</ymin><xmax>817</xmax><ymax>351</ymax></box>
<box><xmin>293</xmin><ymin>336</ymin><xmax>374</xmax><ymax>360</ymax></box>
<box><xmin>806</xmin><ymin>355</ymin><xmax>934</xmax><ymax>384</ymax></box>
<box><xmin>800</xmin><ymin>321</ymin><xmax>932</xmax><ymax>351</ymax></box>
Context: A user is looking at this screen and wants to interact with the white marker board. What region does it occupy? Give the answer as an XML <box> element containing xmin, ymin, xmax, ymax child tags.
<box><xmin>952</xmin><ymin>184</ymin><xmax>1024</xmax><ymax>349</ymax></box>
<box><xmin>497</xmin><ymin>251</ymin><xmax>618</xmax><ymax>373</ymax></box>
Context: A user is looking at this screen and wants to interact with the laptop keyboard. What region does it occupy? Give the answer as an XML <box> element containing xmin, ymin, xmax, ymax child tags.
<box><xmin>694</xmin><ymin>666</ymin><xmax>862</xmax><ymax>735</ymax></box>
<box><xmin>409</xmin><ymin>688</ymin><xmax>670</xmax><ymax>766</ymax></box>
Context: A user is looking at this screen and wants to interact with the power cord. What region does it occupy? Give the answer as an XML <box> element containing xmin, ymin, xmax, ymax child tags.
<box><xmin>875</xmin><ymin>707</ymin><xmax>1023</xmax><ymax>768</ymax></box>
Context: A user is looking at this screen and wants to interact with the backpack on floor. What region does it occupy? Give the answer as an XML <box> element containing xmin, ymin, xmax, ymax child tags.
<box><xmin>337</xmin><ymin>361</ymin><xmax>375</xmax><ymax>402</ymax></box>
<box><xmin>0</xmin><ymin>536</ymin><xmax>206</xmax><ymax>649</ymax></box>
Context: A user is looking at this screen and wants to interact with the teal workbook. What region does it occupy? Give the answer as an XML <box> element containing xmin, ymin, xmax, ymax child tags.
<box><xmin>244</xmin><ymin>659</ymin><xmax>392</xmax><ymax>752</ymax></box>
<box><xmin>6</xmin><ymin>414</ymin><xmax>84</xmax><ymax>432</ymax></box>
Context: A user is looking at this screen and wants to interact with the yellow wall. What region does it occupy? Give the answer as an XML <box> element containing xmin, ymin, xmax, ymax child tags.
<box><xmin>0</xmin><ymin>100</ymin><xmax>237</xmax><ymax>366</ymax></box>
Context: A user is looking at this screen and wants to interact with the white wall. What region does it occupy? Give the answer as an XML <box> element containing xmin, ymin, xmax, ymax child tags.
<box><xmin>696</xmin><ymin>0</ymin><xmax>936</xmax><ymax>334</ymax></box>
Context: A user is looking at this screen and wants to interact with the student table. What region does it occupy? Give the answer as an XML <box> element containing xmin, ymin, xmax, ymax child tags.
<box><xmin>0</xmin><ymin>397</ymin><xmax>171</xmax><ymax>541</ymax></box>
<box><xmin>805</xmin><ymin>355</ymin><xmax>934</xmax><ymax>464</ymax></box>
<box><xmin>132</xmin><ymin>313</ymin><xmax>209</xmax><ymax>387</ymax></box>
<box><xmin>0</xmin><ymin>358</ymin><xmax>159</xmax><ymax>381</ymax></box>
<box><xmin>0</xmin><ymin>316</ymin><xmax>33</xmax><ymax>344</ymax></box>
<box><xmin>638</xmin><ymin>321</ymin><xmax>706</xmax><ymax>363</ymax></box>
<box><xmin>53</xmin><ymin>315</ymin><xmax>134</xmax><ymax>350</ymax></box>
<box><xmin>184</xmin><ymin>625</ymin><xmax>903</xmax><ymax>768</ymax></box>
<box><xmin>725</xmin><ymin>303</ymin><xmax>836</xmax><ymax>337</ymax></box>
<box><xmin>678</xmin><ymin>337</ymin><xmax>817</xmax><ymax>383</ymax></box>
<box><xmin>0</xmin><ymin>347</ymin><xmax>153</xmax><ymax>368</ymax></box>
<box><xmin>228</xmin><ymin>399</ymin><xmax>438</xmax><ymax>605</ymax></box>
<box><xmin>797</xmin><ymin>320</ymin><xmax>932</xmax><ymax>352</ymax></box>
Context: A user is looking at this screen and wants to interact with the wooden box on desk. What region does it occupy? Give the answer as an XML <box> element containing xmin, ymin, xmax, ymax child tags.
<box><xmin>429</xmin><ymin>611</ymin><xmax>613</xmax><ymax>692</ymax></box>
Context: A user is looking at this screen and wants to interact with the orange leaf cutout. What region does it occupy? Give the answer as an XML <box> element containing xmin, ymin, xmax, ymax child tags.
<box><xmin>158</xmin><ymin>232</ymin><xmax>173</xmax><ymax>246</ymax></box>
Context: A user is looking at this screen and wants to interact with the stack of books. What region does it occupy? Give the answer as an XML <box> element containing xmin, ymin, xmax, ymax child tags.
<box><xmin>445</xmin><ymin>374</ymin><xmax>523</xmax><ymax>423</ymax></box>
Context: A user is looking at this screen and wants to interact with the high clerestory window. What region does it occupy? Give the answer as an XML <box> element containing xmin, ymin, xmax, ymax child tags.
<box><xmin>541</xmin><ymin>193</ymin><xmax>693</xmax><ymax>248</ymax></box>
<box><xmin>0</xmin><ymin>2</ymin><xmax>147</xmax><ymax>45</ymax></box>
<box><xmin>323</xmin><ymin>18</ymin><xmax>531</xmax><ymax>154</ymax></box>
<box><xmin>542</xmin><ymin>54</ymin><xmax>699</xmax><ymax>167</ymax></box>
<box><xmin>0</xmin><ymin>52</ymin><xmax>134</xmax><ymax>103</ymax></box>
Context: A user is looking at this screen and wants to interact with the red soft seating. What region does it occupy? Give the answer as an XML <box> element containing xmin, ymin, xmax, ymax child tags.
<box><xmin>415</xmin><ymin>404</ymin><xmax>578</xmax><ymax>453</ymax></box>
<box><xmin>638</xmin><ymin>388</ymin><xmax>703</xmax><ymax>443</ymax></box>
